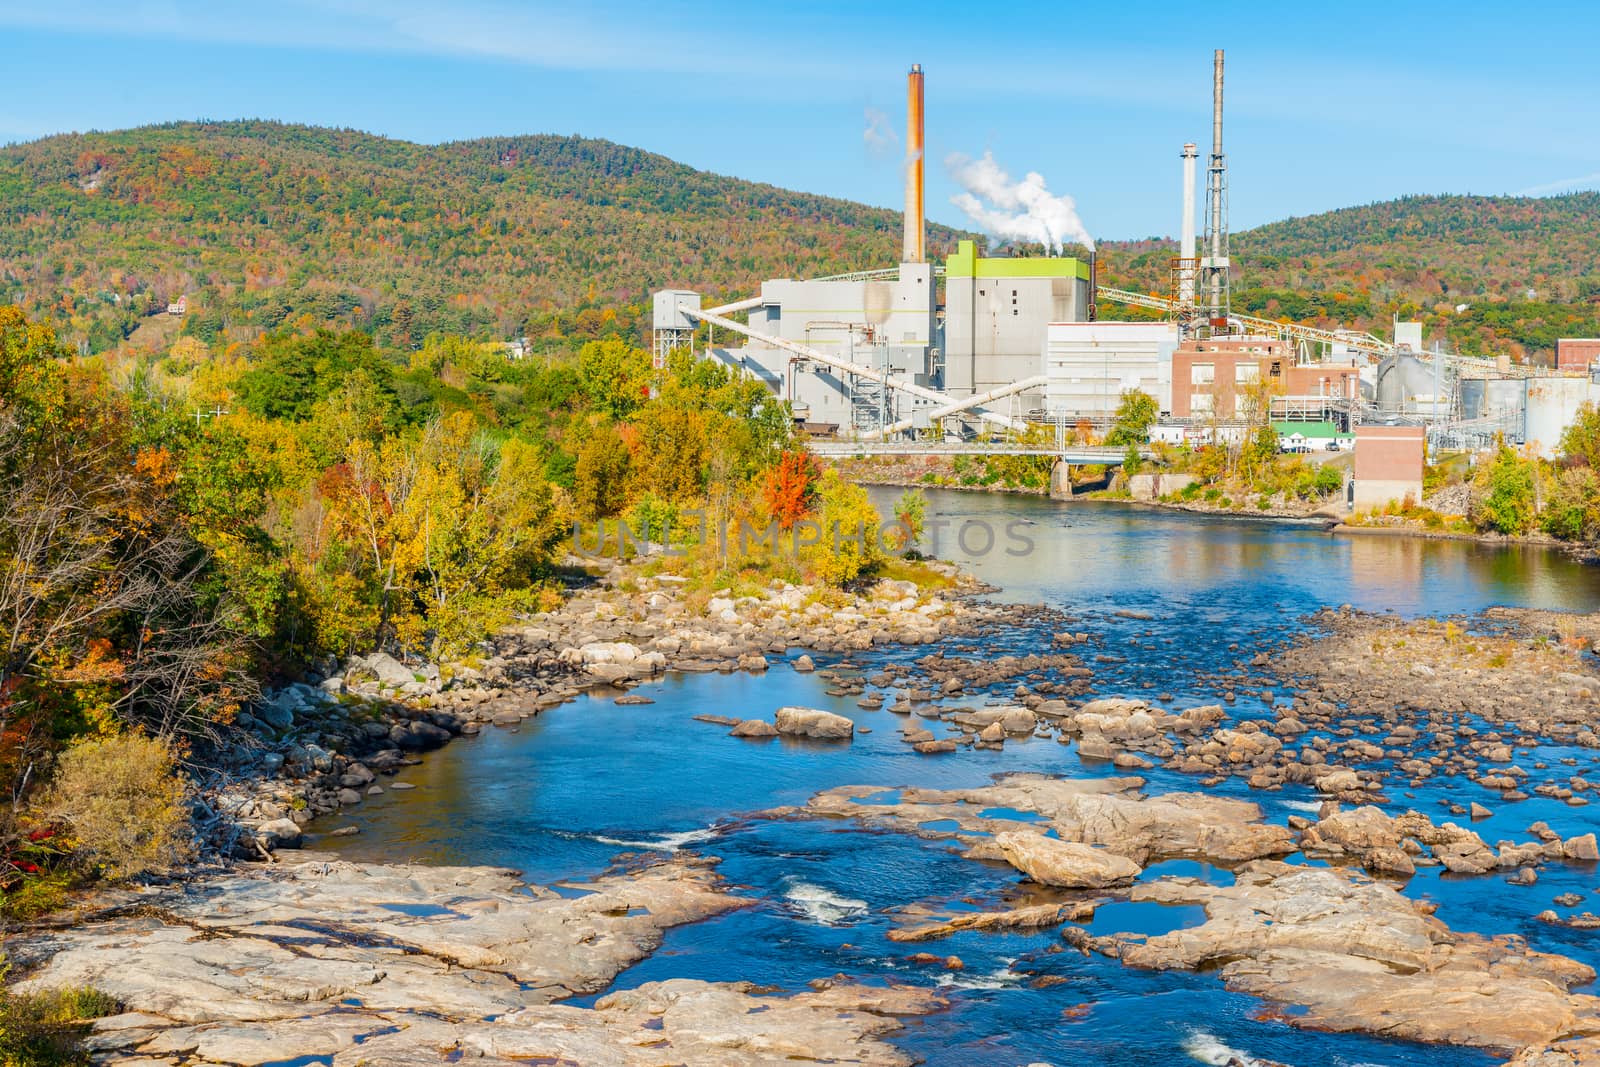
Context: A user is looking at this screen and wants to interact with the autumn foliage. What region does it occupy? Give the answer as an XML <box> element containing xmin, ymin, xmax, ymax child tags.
<box><xmin>761</xmin><ymin>449</ymin><xmax>822</xmax><ymax>530</ymax></box>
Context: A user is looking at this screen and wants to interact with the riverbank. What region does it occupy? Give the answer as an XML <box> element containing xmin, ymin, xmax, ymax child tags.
<box><xmin>830</xmin><ymin>453</ymin><xmax>1600</xmax><ymax>557</ymax></box>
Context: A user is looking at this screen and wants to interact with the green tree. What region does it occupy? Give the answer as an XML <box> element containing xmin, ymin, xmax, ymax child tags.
<box><xmin>1542</xmin><ymin>467</ymin><xmax>1600</xmax><ymax>541</ymax></box>
<box><xmin>236</xmin><ymin>329</ymin><xmax>395</xmax><ymax>422</ymax></box>
<box><xmin>573</xmin><ymin>421</ymin><xmax>633</xmax><ymax>519</ymax></box>
<box><xmin>1476</xmin><ymin>445</ymin><xmax>1538</xmax><ymax>535</ymax></box>
<box><xmin>892</xmin><ymin>489</ymin><xmax>927</xmax><ymax>551</ymax></box>
<box><xmin>1105</xmin><ymin>389</ymin><xmax>1158</xmax><ymax>447</ymax></box>
<box><xmin>1558</xmin><ymin>401</ymin><xmax>1600</xmax><ymax>469</ymax></box>
<box><xmin>578</xmin><ymin>338</ymin><xmax>652</xmax><ymax>419</ymax></box>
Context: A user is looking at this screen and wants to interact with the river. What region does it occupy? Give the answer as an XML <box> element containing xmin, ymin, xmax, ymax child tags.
<box><xmin>319</xmin><ymin>492</ymin><xmax>1600</xmax><ymax>1067</ymax></box>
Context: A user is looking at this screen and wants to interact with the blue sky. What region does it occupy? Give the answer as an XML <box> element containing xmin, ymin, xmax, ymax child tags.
<box><xmin>2</xmin><ymin>1</ymin><xmax>1598</xmax><ymax>240</ymax></box>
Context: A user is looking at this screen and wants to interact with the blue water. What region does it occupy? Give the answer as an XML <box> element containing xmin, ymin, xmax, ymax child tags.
<box><xmin>319</xmin><ymin>493</ymin><xmax>1600</xmax><ymax>1067</ymax></box>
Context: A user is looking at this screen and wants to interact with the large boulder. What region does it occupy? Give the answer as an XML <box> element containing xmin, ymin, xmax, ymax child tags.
<box><xmin>364</xmin><ymin>652</ymin><xmax>416</xmax><ymax>687</ymax></box>
<box><xmin>993</xmin><ymin>831</ymin><xmax>1142</xmax><ymax>888</ymax></box>
<box><xmin>391</xmin><ymin>720</ymin><xmax>452</xmax><ymax>752</ymax></box>
<box><xmin>774</xmin><ymin>707</ymin><xmax>854</xmax><ymax>741</ymax></box>
<box><xmin>257</xmin><ymin>694</ymin><xmax>296</xmax><ymax>732</ymax></box>
<box><xmin>255</xmin><ymin>819</ymin><xmax>303</xmax><ymax>850</ymax></box>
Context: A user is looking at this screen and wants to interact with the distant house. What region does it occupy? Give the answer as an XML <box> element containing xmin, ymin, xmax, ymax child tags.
<box><xmin>167</xmin><ymin>296</ymin><xmax>187</xmax><ymax>316</ymax></box>
<box><xmin>1271</xmin><ymin>420</ymin><xmax>1352</xmax><ymax>452</ymax></box>
<box><xmin>503</xmin><ymin>337</ymin><xmax>529</xmax><ymax>360</ymax></box>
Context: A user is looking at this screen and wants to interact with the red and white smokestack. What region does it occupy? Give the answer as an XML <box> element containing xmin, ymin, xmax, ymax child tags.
<box><xmin>902</xmin><ymin>63</ymin><xmax>925</xmax><ymax>264</ymax></box>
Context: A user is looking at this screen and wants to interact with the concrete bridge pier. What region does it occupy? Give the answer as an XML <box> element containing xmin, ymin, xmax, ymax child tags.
<box><xmin>1049</xmin><ymin>461</ymin><xmax>1075</xmax><ymax>500</ymax></box>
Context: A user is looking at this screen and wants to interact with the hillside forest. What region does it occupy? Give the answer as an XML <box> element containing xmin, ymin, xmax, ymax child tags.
<box><xmin>2</xmin><ymin>122</ymin><xmax>1599</xmax><ymax>364</ymax></box>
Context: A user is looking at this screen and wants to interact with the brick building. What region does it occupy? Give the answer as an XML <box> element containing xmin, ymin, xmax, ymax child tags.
<box><xmin>1171</xmin><ymin>337</ymin><xmax>1362</xmax><ymax>419</ymax></box>
<box><xmin>1556</xmin><ymin>339</ymin><xmax>1600</xmax><ymax>373</ymax></box>
<box><xmin>1353</xmin><ymin>425</ymin><xmax>1424</xmax><ymax>510</ymax></box>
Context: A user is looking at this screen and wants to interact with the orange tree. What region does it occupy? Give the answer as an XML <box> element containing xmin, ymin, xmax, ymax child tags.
<box><xmin>761</xmin><ymin>449</ymin><xmax>822</xmax><ymax>531</ymax></box>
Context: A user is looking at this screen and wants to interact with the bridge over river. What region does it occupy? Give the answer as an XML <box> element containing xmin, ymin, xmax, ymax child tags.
<box><xmin>806</xmin><ymin>441</ymin><xmax>1145</xmax><ymax>464</ymax></box>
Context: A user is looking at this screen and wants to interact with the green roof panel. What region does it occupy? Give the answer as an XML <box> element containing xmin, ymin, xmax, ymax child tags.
<box><xmin>945</xmin><ymin>239</ymin><xmax>1090</xmax><ymax>281</ymax></box>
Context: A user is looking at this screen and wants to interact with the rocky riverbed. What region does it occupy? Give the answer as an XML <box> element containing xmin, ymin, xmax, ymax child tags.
<box><xmin>6</xmin><ymin>854</ymin><xmax>945</xmax><ymax>1066</ymax></box>
<box><xmin>201</xmin><ymin>556</ymin><xmax>1049</xmax><ymax>858</ymax></box>
<box><xmin>18</xmin><ymin>490</ymin><xmax>1600</xmax><ymax>1067</ymax></box>
<box><xmin>774</xmin><ymin>773</ymin><xmax>1600</xmax><ymax>1060</ymax></box>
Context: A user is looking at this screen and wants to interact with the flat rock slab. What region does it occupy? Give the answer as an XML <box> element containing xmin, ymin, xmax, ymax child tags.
<box><xmin>1096</xmin><ymin>860</ymin><xmax>1600</xmax><ymax>1053</ymax></box>
<box><xmin>10</xmin><ymin>855</ymin><xmax>828</xmax><ymax>1064</ymax></box>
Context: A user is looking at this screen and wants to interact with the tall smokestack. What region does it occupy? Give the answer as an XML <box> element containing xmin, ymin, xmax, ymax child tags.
<box><xmin>902</xmin><ymin>63</ymin><xmax>925</xmax><ymax>264</ymax></box>
<box><xmin>1180</xmin><ymin>142</ymin><xmax>1197</xmax><ymax>306</ymax></box>
<box><xmin>1201</xmin><ymin>48</ymin><xmax>1231</xmax><ymax>330</ymax></box>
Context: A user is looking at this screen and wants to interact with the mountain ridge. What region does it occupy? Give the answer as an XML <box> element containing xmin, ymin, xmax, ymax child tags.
<box><xmin>3</xmin><ymin>120</ymin><xmax>1597</xmax><ymax>360</ymax></box>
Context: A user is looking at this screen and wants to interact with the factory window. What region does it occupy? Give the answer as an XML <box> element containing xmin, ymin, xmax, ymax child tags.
<box><xmin>1190</xmin><ymin>362</ymin><xmax>1215</xmax><ymax>385</ymax></box>
<box><xmin>1269</xmin><ymin>360</ymin><xmax>1283</xmax><ymax>377</ymax></box>
<box><xmin>1235</xmin><ymin>362</ymin><xmax>1259</xmax><ymax>383</ymax></box>
<box><xmin>1191</xmin><ymin>393</ymin><xmax>1214</xmax><ymax>415</ymax></box>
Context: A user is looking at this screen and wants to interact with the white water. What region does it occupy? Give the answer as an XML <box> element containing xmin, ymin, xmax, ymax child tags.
<box><xmin>1183</xmin><ymin>1030</ymin><xmax>1276</xmax><ymax>1066</ymax></box>
<box><xmin>581</xmin><ymin>825</ymin><xmax>723</xmax><ymax>852</ymax></box>
<box><xmin>1280</xmin><ymin>800</ymin><xmax>1325</xmax><ymax>814</ymax></box>
<box><xmin>782</xmin><ymin>880</ymin><xmax>869</xmax><ymax>925</ymax></box>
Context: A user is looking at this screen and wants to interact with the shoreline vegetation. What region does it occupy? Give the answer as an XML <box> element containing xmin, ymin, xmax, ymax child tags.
<box><xmin>830</xmin><ymin>452</ymin><xmax>1600</xmax><ymax>557</ymax></box>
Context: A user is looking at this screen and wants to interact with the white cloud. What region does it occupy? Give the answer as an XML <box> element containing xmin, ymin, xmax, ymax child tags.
<box><xmin>1517</xmin><ymin>171</ymin><xmax>1600</xmax><ymax>196</ymax></box>
<box><xmin>862</xmin><ymin>106</ymin><xmax>897</xmax><ymax>156</ymax></box>
<box><xmin>0</xmin><ymin>1</ymin><xmax>850</xmax><ymax>78</ymax></box>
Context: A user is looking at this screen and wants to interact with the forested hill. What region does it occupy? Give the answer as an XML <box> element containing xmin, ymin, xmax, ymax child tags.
<box><xmin>0</xmin><ymin>120</ymin><xmax>966</xmax><ymax>354</ymax></box>
<box><xmin>4</xmin><ymin>119</ymin><xmax>1599</xmax><ymax>361</ymax></box>
<box><xmin>1098</xmin><ymin>193</ymin><xmax>1600</xmax><ymax>361</ymax></box>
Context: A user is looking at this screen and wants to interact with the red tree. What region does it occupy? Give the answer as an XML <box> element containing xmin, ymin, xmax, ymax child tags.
<box><xmin>761</xmin><ymin>449</ymin><xmax>822</xmax><ymax>531</ymax></box>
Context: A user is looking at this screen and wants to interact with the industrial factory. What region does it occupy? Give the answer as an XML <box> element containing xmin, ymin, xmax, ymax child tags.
<box><xmin>652</xmin><ymin>54</ymin><xmax>1600</xmax><ymax>461</ymax></box>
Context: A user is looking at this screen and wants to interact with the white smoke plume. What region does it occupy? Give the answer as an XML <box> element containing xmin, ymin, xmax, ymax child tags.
<box><xmin>946</xmin><ymin>150</ymin><xmax>1094</xmax><ymax>253</ymax></box>
<box><xmin>862</xmin><ymin>107</ymin><xmax>899</xmax><ymax>157</ymax></box>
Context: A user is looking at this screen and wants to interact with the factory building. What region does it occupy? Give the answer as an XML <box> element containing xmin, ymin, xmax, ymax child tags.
<box><xmin>1042</xmin><ymin>322</ymin><xmax>1178</xmax><ymax>417</ymax></box>
<box><xmin>1170</xmin><ymin>338</ymin><xmax>1361</xmax><ymax>420</ymax></box>
<box><xmin>943</xmin><ymin>240</ymin><xmax>1092</xmax><ymax>406</ymax></box>
<box><xmin>706</xmin><ymin>264</ymin><xmax>939</xmax><ymax>431</ymax></box>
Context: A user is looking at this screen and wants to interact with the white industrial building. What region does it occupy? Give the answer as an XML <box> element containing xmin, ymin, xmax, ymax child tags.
<box><xmin>1043</xmin><ymin>322</ymin><xmax>1179</xmax><ymax>417</ymax></box>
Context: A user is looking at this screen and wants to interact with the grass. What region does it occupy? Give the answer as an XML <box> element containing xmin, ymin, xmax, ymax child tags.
<box><xmin>871</xmin><ymin>557</ymin><xmax>956</xmax><ymax>592</ymax></box>
<box><xmin>0</xmin><ymin>975</ymin><xmax>119</xmax><ymax>1067</ymax></box>
<box><xmin>0</xmin><ymin>873</ymin><xmax>73</xmax><ymax>922</ymax></box>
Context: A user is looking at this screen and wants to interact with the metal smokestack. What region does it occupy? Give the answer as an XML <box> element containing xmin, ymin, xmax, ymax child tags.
<box><xmin>902</xmin><ymin>63</ymin><xmax>925</xmax><ymax>264</ymax></box>
<box><xmin>1201</xmin><ymin>48</ymin><xmax>1231</xmax><ymax>330</ymax></box>
<box><xmin>1180</xmin><ymin>142</ymin><xmax>1197</xmax><ymax>306</ymax></box>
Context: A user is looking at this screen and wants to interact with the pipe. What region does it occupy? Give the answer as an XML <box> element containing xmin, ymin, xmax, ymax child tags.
<box><xmin>702</xmin><ymin>295</ymin><xmax>763</xmax><ymax>316</ymax></box>
<box><xmin>1180</xmin><ymin>143</ymin><xmax>1197</xmax><ymax>305</ymax></box>
<box><xmin>682</xmin><ymin>303</ymin><xmax>1022</xmax><ymax>431</ymax></box>
<box><xmin>866</xmin><ymin>375</ymin><xmax>1046</xmax><ymax>439</ymax></box>
<box><xmin>902</xmin><ymin>63</ymin><xmax>925</xmax><ymax>265</ymax></box>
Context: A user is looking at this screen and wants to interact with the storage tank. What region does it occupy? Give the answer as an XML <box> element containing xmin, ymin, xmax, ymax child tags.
<box><xmin>1375</xmin><ymin>354</ymin><xmax>1436</xmax><ymax>414</ymax></box>
<box><xmin>1486</xmin><ymin>379</ymin><xmax>1525</xmax><ymax>420</ymax></box>
<box><xmin>1523</xmin><ymin>377</ymin><xmax>1600</xmax><ymax>457</ymax></box>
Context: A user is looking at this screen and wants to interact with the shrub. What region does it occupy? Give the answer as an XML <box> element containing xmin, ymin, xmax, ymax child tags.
<box><xmin>0</xmin><ymin>972</ymin><xmax>118</xmax><ymax>1067</ymax></box>
<box><xmin>1474</xmin><ymin>446</ymin><xmax>1538</xmax><ymax>535</ymax></box>
<box><xmin>41</xmin><ymin>735</ymin><xmax>190</xmax><ymax>881</ymax></box>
